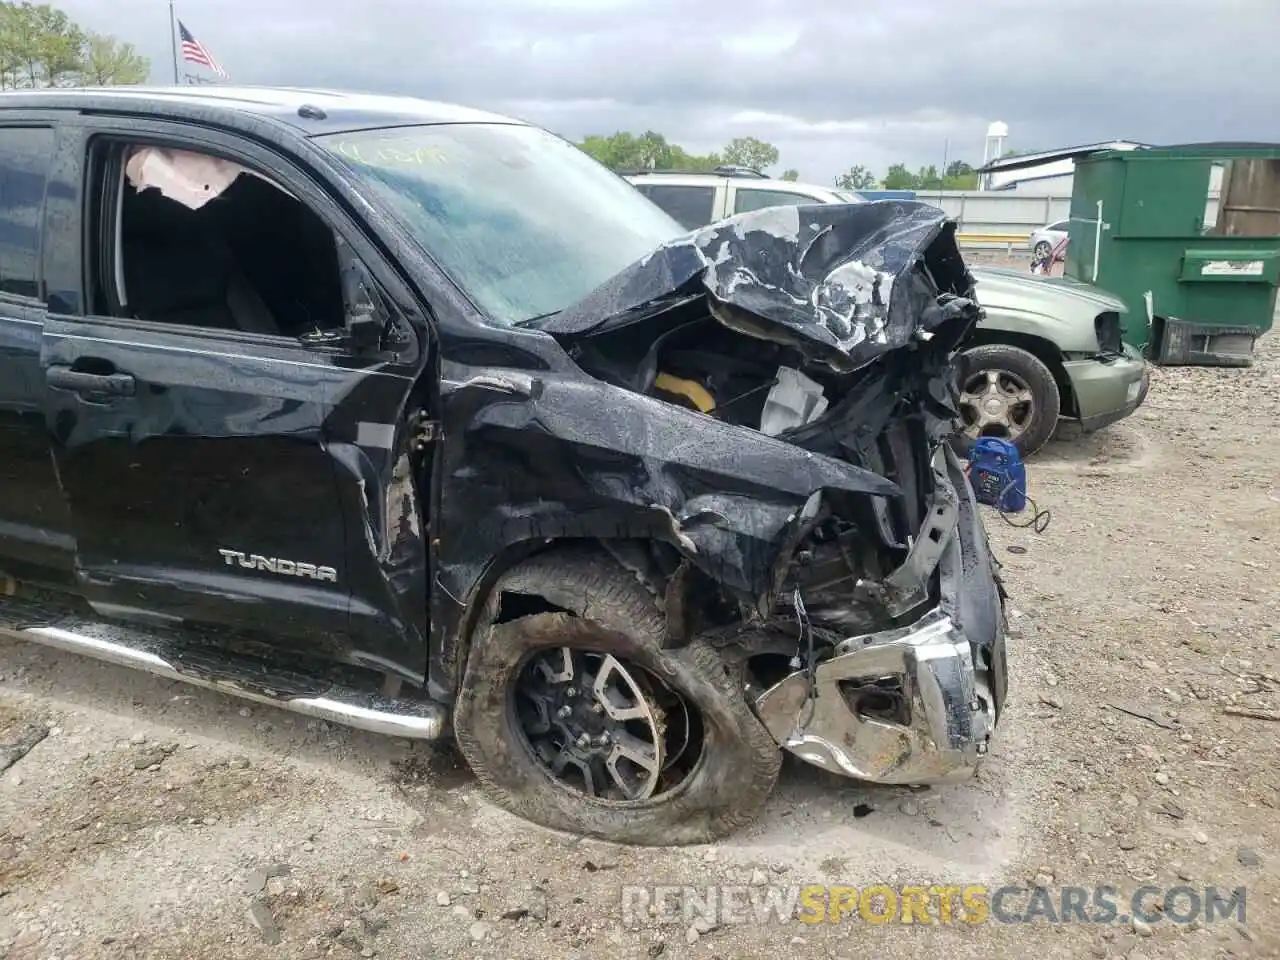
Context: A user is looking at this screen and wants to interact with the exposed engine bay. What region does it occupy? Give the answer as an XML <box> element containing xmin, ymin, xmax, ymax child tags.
<box><xmin>526</xmin><ymin>202</ymin><xmax>981</xmax><ymax>630</ymax></box>
<box><xmin>567</xmin><ymin>309</ymin><xmax>938</xmax><ymax>636</ymax></box>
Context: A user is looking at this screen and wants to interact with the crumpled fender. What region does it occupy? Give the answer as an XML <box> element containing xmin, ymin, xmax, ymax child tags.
<box><xmin>437</xmin><ymin>370</ymin><xmax>898</xmax><ymax>602</ymax></box>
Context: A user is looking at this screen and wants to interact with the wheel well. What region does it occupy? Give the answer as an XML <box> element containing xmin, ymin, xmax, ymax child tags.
<box><xmin>445</xmin><ymin>537</ymin><xmax>674</xmax><ymax>696</ymax></box>
<box><xmin>964</xmin><ymin>329</ymin><xmax>1077</xmax><ymax>417</ymax></box>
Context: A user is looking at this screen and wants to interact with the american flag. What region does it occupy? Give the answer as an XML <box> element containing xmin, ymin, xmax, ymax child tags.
<box><xmin>178</xmin><ymin>21</ymin><xmax>228</xmax><ymax>79</ymax></box>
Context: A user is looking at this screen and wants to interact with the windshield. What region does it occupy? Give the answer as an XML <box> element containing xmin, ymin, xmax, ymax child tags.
<box><xmin>832</xmin><ymin>189</ymin><xmax>864</xmax><ymax>203</ymax></box>
<box><xmin>315</xmin><ymin>123</ymin><xmax>685</xmax><ymax>327</ymax></box>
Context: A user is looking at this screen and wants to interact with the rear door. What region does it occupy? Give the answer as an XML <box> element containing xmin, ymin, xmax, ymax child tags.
<box><xmin>0</xmin><ymin>121</ymin><xmax>76</xmax><ymax>583</ymax></box>
<box><xmin>37</xmin><ymin>118</ymin><xmax>429</xmax><ymax>674</ymax></box>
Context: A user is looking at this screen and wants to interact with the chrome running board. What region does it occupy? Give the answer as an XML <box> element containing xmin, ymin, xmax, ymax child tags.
<box><xmin>0</xmin><ymin>607</ymin><xmax>446</xmax><ymax>741</ymax></box>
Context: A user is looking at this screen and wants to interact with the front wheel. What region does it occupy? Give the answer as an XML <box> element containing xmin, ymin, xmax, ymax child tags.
<box><xmin>1033</xmin><ymin>240</ymin><xmax>1052</xmax><ymax>260</ymax></box>
<box><xmin>452</xmin><ymin>549</ymin><xmax>781</xmax><ymax>845</ymax></box>
<box><xmin>953</xmin><ymin>343</ymin><xmax>1062</xmax><ymax>458</ymax></box>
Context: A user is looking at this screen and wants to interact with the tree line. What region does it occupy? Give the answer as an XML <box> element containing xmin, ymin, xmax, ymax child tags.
<box><xmin>577</xmin><ymin>131</ymin><xmax>792</xmax><ymax>178</ymax></box>
<box><xmin>576</xmin><ymin>130</ymin><xmax>995</xmax><ymax>191</ymax></box>
<box><xmin>836</xmin><ymin>161</ymin><xmax>980</xmax><ymax>191</ymax></box>
<box><xmin>0</xmin><ymin>1</ymin><xmax>148</xmax><ymax>89</ymax></box>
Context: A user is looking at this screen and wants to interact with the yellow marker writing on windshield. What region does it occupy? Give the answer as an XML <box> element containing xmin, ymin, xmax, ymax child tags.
<box><xmin>331</xmin><ymin>143</ymin><xmax>447</xmax><ymax>165</ymax></box>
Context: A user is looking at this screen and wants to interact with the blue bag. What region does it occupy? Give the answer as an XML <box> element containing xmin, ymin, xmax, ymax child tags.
<box><xmin>969</xmin><ymin>437</ymin><xmax>1027</xmax><ymax>513</ymax></box>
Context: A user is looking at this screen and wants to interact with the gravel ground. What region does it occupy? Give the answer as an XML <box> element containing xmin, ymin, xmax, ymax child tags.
<box><xmin>2</xmin><ymin>318</ymin><xmax>1278</xmax><ymax>959</ymax></box>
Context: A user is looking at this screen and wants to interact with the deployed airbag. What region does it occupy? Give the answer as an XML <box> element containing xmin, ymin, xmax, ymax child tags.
<box><xmin>125</xmin><ymin>145</ymin><xmax>291</xmax><ymax>210</ymax></box>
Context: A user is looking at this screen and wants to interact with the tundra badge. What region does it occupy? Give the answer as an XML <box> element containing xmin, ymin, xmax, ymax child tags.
<box><xmin>217</xmin><ymin>549</ymin><xmax>338</xmax><ymax>583</ymax></box>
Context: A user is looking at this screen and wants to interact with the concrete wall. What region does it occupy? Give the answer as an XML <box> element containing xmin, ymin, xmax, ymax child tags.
<box><xmin>916</xmin><ymin>191</ymin><xmax>1071</xmax><ymax>246</ymax></box>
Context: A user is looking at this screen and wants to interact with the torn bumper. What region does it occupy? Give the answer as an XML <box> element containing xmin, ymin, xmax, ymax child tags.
<box><xmin>753</xmin><ymin>451</ymin><xmax>1005</xmax><ymax>785</ymax></box>
<box><xmin>753</xmin><ymin>609</ymin><xmax>997</xmax><ymax>783</ymax></box>
<box><xmin>1065</xmin><ymin>344</ymin><xmax>1151</xmax><ymax>433</ymax></box>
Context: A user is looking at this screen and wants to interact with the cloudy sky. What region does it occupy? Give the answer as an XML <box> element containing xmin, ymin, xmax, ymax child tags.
<box><xmin>58</xmin><ymin>0</ymin><xmax>1280</xmax><ymax>184</ymax></box>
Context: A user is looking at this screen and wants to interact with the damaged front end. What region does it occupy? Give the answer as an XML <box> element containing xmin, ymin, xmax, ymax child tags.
<box><xmin>749</xmin><ymin>442</ymin><xmax>1005</xmax><ymax>784</ymax></box>
<box><xmin>440</xmin><ymin>201</ymin><xmax>1007</xmax><ymax>786</ymax></box>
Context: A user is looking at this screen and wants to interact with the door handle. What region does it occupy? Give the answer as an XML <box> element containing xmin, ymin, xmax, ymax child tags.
<box><xmin>47</xmin><ymin>366</ymin><xmax>136</xmax><ymax>397</ymax></box>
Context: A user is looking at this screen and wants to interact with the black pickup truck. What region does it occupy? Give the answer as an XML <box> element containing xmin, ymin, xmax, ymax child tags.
<box><xmin>0</xmin><ymin>87</ymin><xmax>1007</xmax><ymax>845</ymax></box>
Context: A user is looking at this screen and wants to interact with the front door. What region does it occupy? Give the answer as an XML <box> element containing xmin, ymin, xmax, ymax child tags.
<box><xmin>37</xmin><ymin>121</ymin><xmax>427</xmax><ymax>671</ymax></box>
<box><xmin>41</xmin><ymin>314</ymin><xmax>353</xmax><ymax>643</ymax></box>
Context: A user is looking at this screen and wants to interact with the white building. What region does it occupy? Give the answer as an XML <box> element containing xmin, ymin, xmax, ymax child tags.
<box><xmin>979</xmin><ymin>141</ymin><xmax>1147</xmax><ymax>194</ymax></box>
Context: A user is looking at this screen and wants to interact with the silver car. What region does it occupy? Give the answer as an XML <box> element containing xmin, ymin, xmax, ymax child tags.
<box><xmin>1030</xmin><ymin>219</ymin><xmax>1070</xmax><ymax>260</ymax></box>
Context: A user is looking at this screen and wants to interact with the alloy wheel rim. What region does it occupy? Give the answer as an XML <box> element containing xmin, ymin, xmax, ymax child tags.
<box><xmin>959</xmin><ymin>367</ymin><xmax>1037</xmax><ymax>441</ymax></box>
<box><xmin>513</xmin><ymin>647</ymin><xmax>697</xmax><ymax>801</ymax></box>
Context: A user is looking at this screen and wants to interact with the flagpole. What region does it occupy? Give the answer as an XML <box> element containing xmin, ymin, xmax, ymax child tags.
<box><xmin>168</xmin><ymin>0</ymin><xmax>179</xmax><ymax>84</ymax></box>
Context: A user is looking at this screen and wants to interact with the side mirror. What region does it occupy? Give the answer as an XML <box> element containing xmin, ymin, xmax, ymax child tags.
<box><xmin>345</xmin><ymin>300</ymin><xmax>385</xmax><ymax>351</ymax></box>
<box><xmin>299</xmin><ymin>247</ymin><xmax>390</xmax><ymax>352</ymax></box>
<box><xmin>342</xmin><ymin>256</ymin><xmax>388</xmax><ymax>351</ymax></box>
<box><xmin>298</xmin><ymin>299</ymin><xmax>386</xmax><ymax>352</ymax></box>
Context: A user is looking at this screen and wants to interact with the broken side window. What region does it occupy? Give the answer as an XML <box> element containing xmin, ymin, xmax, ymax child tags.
<box><xmin>93</xmin><ymin>143</ymin><xmax>346</xmax><ymax>339</ymax></box>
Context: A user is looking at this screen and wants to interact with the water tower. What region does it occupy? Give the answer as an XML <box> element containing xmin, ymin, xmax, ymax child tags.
<box><xmin>980</xmin><ymin>121</ymin><xmax>1009</xmax><ymax>190</ymax></box>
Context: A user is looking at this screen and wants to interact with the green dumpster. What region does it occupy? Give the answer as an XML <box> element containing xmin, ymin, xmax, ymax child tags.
<box><xmin>1064</xmin><ymin>145</ymin><xmax>1280</xmax><ymax>366</ymax></box>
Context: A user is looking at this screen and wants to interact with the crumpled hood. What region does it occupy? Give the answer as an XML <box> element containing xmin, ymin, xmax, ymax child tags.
<box><xmin>540</xmin><ymin>201</ymin><xmax>975</xmax><ymax>373</ymax></box>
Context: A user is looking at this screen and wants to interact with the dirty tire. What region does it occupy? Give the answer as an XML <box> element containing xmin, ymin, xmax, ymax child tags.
<box><xmin>452</xmin><ymin>549</ymin><xmax>782</xmax><ymax>846</ymax></box>
<box><xmin>952</xmin><ymin>343</ymin><xmax>1062</xmax><ymax>459</ymax></box>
